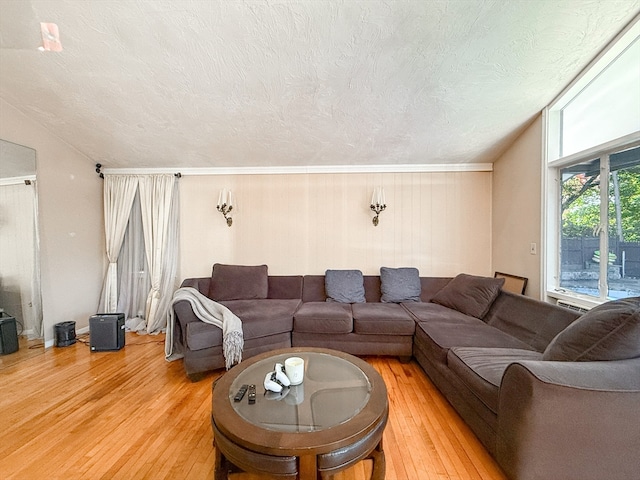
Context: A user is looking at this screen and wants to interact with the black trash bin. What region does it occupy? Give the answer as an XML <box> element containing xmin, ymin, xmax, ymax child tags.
<box><xmin>54</xmin><ymin>321</ymin><xmax>76</xmax><ymax>347</ymax></box>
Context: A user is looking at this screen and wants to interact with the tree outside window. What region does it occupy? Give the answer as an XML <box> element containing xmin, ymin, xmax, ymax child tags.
<box><xmin>560</xmin><ymin>146</ymin><xmax>640</xmax><ymax>299</ymax></box>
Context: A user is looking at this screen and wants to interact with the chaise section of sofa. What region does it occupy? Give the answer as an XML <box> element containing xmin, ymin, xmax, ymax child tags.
<box><xmin>411</xmin><ymin>275</ymin><xmax>640</xmax><ymax>480</ymax></box>
<box><xmin>408</xmin><ymin>275</ymin><xmax>583</xmax><ymax>456</ymax></box>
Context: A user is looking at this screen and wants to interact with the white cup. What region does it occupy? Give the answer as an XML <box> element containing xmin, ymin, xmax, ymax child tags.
<box><xmin>285</xmin><ymin>356</ymin><xmax>304</xmax><ymax>385</ymax></box>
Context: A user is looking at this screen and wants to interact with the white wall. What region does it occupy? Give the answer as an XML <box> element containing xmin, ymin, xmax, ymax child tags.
<box><xmin>0</xmin><ymin>99</ymin><xmax>105</xmax><ymax>345</ymax></box>
<box><xmin>492</xmin><ymin>115</ymin><xmax>543</xmax><ymax>298</ymax></box>
<box><xmin>0</xmin><ymin>94</ymin><xmax>498</xmax><ymax>342</ymax></box>
<box><xmin>179</xmin><ymin>170</ymin><xmax>493</xmax><ymax>279</ymax></box>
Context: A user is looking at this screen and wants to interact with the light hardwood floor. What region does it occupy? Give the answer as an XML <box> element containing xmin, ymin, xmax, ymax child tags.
<box><xmin>0</xmin><ymin>333</ymin><xmax>507</xmax><ymax>480</ymax></box>
<box><xmin>0</xmin><ymin>335</ymin><xmax>44</xmax><ymax>369</ymax></box>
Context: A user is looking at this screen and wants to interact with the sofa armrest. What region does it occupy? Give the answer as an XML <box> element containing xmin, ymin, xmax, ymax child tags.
<box><xmin>180</xmin><ymin>277</ymin><xmax>210</xmax><ymax>295</ymax></box>
<box><xmin>171</xmin><ymin>277</ymin><xmax>212</xmax><ymax>352</ymax></box>
<box><xmin>497</xmin><ymin>357</ymin><xmax>640</xmax><ymax>480</ymax></box>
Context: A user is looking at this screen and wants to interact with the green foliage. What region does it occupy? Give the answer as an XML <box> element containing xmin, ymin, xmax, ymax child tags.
<box><xmin>562</xmin><ymin>174</ymin><xmax>600</xmax><ymax>238</ymax></box>
<box><xmin>562</xmin><ymin>166</ymin><xmax>640</xmax><ymax>241</ymax></box>
<box><xmin>612</xmin><ymin>167</ymin><xmax>640</xmax><ymax>242</ymax></box>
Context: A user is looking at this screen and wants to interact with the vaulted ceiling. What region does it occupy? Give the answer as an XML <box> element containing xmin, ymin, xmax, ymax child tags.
<box><xmin>1</xmin><ymin>1</ymin><xmax>638</xmax><ymax>170</ymax></box>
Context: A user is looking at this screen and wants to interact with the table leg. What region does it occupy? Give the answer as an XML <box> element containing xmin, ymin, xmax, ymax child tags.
<box><xmin>299</xmin><ymin>453</ymin><xmax>320</xmax><ymax>480</ymax></box>
<box><xmin>369</xmin><ymin>439</ymin><xmax>386</xmax><ymax>480</ymax></box>
<box><xmin>214</xmin><ymin>447</ymin><xmax>228</xmax><ymax>480</ymax></box>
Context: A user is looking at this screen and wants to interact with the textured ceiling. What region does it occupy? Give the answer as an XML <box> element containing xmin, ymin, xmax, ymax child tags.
<box><xmin>0</xmin><ymin>0</ymin><xmax>638</xmax><ymax>170</ymax></box>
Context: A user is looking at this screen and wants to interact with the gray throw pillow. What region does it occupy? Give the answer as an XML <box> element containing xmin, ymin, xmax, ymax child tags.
<box><xmin>380</xmin><ymin>267</ymin><xmax>421</xmax><ymax>303</ymax></box>
<box><xmin>543</xmin><ymin>297</ymin><xmax>640</xmax><ymax>361</ymax></box>
<box><xmin>208</xmin><ymin>263</ymin><xmax>269</xmax><ymax>301</ymax></box>
<box><xmin>325</xmin><ymin>270</ymin><xmax>366</xmax><ymax>303</ymax></box>
<box><xmin>431</xmin><ymin>273</ymin><xmax>504</xmax><ymax>319</ymax></box>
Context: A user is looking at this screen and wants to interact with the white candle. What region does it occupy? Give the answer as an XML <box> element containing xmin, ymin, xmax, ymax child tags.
<box><xmin>217</xmin><ymin>189</ymin><xmax>223</xmax><ymax>207</ymax></box>
<box><xmin>227</xmin><ymin>190</ymin><xmax>233</xmax><ymax>207</ymax></box>
<box><xmin>373</xmin><ymin>186</ymin><xmax>382</xmax><ymax>205</ymax></box>
<box><xmin>285</xmin><ymin>357</ymin><xmax>305</xmax><ymax>385</ymax></box>
<box><xmin>380</xmin><ymin>187</ymin><xmax>385</xmax><ymax>205</ymax></box>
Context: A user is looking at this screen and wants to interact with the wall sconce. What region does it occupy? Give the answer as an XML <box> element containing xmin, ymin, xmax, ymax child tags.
<box><xmin>217</xmin><ymin>189</ymin><xmax>233</xmax><ymax>227</ymax></box>
<box><xmin>370</xmin><ymin>187</ymin><xmax>386</xmax><ymax>226</ymax></box>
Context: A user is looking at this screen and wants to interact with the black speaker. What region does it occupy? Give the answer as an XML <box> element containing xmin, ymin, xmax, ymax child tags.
<box><xmin>0</xmin><ymin>314</ymin><xmax>19</xmax><ymax>355</ymax></box>
<box><xmin>89</xmin><ymin>313</ymin><xmax>125</xmax><ymax>351</ymax></box>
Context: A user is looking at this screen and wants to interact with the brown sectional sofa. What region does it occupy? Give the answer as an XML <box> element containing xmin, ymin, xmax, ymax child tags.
<box><xmin>172</xmin><ymin>265</ymin><xmax>640</xmax><ymax>480</ymax></box>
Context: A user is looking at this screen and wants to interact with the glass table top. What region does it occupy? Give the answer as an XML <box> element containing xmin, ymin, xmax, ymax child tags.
<box><xmin>229</xmin><ymin>351</ymin><xmax>372</xmax><ymax>433</ymax></box>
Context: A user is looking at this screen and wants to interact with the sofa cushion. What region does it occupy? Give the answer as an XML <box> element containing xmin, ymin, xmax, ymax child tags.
<box><xmin>294</xmin><ymin>302</ymin><xmax>353</xmax><ymax>334</ymax></box>
<box><xmin>485</xmin><ymin>291</ymin><xmax>581</xmax><ymax>352</ymax></box>
<box><xmin>418</xmin><ymin>277</ymin><xmax>454</xmax><ymax>302</ymax></box>
<box><xmin>447</xmin><ymin>347</ymin><xmax>542</xmax><ymax>414</ymax></box>
<box><xmin>431</xmin><ymin>273</ymin><xmax>505</xmax><ymax>319</ymax></box>
<box><xmin>414</xmin><ymin>319</ymin><xmax>535</xmax><ymax>365</ymax></box>
<box><xmin>380</xmin><ymin>267</ymin><xmax>421</xmax><ymax>303</ymax></box>
<box><xmin>325</xmin><ymin>270</ymin><xmax>366</xmax><ymax>303</ymax></box>
<box><xmin>267</xmin><ymin>276</ymin><xmax>304</xmax><ymax>299</ymax></box>
<box><xmin>208</xmin><ymin>263</ymin><xmax>269</xmax><ymax>301</ymax></box>
<box><xmin>351</xmin><ymin>303</ymin><xmax>416</xmax><ymax>335</ymax></box>
<box><xmin>221</xmin><ymin>299</ymin><xmax>299</xmax><ymax>339</ymax></box>
<box><xmin>363</xmin><ymin>275</ymin><xmax>383</xmax><ymax>303</ymax></box>
<box><xmin>402</xmin><ymin>302</ymin><xmax>483</xmax><ymax>325</ymax></box>
<box><xmin>543</xmin><ymin>296</ymin><xmax>640</xmax><ymax>361</ymax></box>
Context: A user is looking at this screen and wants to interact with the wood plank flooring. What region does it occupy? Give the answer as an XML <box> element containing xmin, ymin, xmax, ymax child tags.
<box><xmin>0</xmin><ymin>334</ymin><xmax>44</xmax><ymax>369</ymax></box>
<box><xmin>0</xmin><ymin>333</ymin><xmax>507</xmax><ymax>480</ymax></box>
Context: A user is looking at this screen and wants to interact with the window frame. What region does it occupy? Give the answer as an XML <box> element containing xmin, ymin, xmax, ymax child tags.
<box><xmin>543</xmin><ymin>16</ymin><xmax>640</xmax><ymax>308</ymax></box>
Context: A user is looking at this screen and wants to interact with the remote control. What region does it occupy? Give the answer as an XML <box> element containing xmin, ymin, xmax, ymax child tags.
<box><xmin>234</xmin><ymin>384</ymin><xmax>249</xmax><ymax>402</ymax></box>
<box><xmin>248</xmin><ymin>384</ymin><xmax>256</xmax><ymax>404</ymax></box>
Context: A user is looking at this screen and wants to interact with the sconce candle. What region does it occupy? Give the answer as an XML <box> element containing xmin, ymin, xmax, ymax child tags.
<box><xmin>217</xmin><ymin>189</ymin><xmax>234</xmax><ymax>227</ymax></box>
<box><xmin>370</xmin><ymin>187</ymin><xmax>386</xmax><ymax>226</ymax></box>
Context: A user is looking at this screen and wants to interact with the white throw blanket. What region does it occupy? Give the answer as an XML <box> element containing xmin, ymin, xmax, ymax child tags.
<box><xmin>165</xmin><ymin>287</ymin><xmax>244</xmax><ymax>370</ymax></box>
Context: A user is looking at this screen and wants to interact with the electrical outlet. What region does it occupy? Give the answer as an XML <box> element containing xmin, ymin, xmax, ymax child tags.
<box><xmin>530</xmin><ymin>243</ymin><xmax>537</xmax><ymax>255</ymax></box>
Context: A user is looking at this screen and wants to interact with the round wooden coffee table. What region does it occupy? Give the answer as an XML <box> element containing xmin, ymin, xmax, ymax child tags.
<box><xmin>211</xmin><ymin>347</ymin><xmax>388</xmax><ymax>480</ymax></box>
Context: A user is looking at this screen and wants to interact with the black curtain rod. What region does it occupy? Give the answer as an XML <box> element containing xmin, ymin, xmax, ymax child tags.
<box><xmin>95</xmin><ymin>164</ymin><xmax>181</xmax><ymax>179</ymax></box>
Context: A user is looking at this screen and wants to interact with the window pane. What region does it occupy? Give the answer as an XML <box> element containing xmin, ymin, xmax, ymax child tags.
<box><xmin>607</xmin><ymin>146</ymin><xmax>640</xmax><ymax>298</ymax></box>
<box><xmin>561</xmin><ymin>37</ymin><xmax>640</xmax><ymax>157</ymax></box>
<box><xmin>560</xmin><ymin>158</ymin><xmax>601</xmax><ymax>298</ymax></box>
<box><xmin>558</xmin><ymin>147</ymin><xmax>640</xmax><ymax>300</ymax></box>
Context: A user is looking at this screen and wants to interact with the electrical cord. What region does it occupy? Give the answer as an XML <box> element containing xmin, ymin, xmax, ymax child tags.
<box><xmin>75</xmin><ymin>333</ymin><xmax>163</xmax><ymax>347</ymax></box>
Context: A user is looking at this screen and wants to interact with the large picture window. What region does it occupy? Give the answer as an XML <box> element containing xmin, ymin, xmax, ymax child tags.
<box><xmin>559</xmin><ymin>146</ymin><xmax>640</xmax><ymax>300</ymax></box>
<box><xmin>547</xmin><ymin>17</ymin><xmax>640</xmax><ymax>306</ymax></box>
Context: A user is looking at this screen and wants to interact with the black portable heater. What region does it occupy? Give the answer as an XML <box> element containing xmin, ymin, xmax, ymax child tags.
<box><xmin>0</xmin><ymin>313</ymin><xmax>19</xmax><ymax>355</ymax></box>
<box><xmin>89</xmin><ymin>313</ymin><xmax>125</xmax><ymax>351</ymax></box>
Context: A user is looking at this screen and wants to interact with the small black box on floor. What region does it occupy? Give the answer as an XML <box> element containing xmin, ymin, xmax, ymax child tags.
<box><xmin>89</xmin><ymin>313</ymin><xmax>125</xmax><ymax>351</ymax></box>
<box><xmin>0</xmin><ymin>313</ymin><xmax>19</xmax><ymax>355</ymax></box>
<box><xmin>54</xmin><ymin>321</ymin><xmax>76</xmax><ymax>347</ymax></box>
